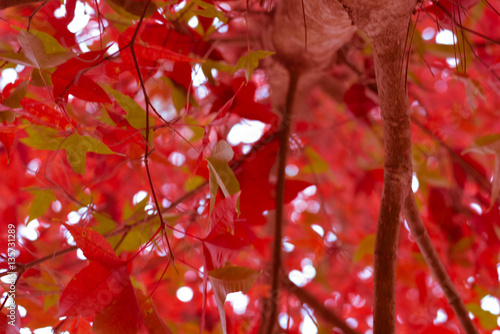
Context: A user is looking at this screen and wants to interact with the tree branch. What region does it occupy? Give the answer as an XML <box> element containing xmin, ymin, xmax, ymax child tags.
<box><xmin>410</xmin><ymin>116</ymin><xmax>492</xmax><ymax>192</ymax></box>
<box><xmin>282</xmin><ymin>276</ymin><xmax>361</xmax><ymax>334</ymax></box>
<box><xmin>403</xmin><ymin>191</ymin><xmax>479</xmax><ymax>334</ymax></box>
<box><xmin>262</xmin><ymin>69</ymin><xmax>301</xmax><ymax>334</ymax></box>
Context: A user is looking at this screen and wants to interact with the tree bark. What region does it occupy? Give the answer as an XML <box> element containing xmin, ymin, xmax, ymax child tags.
<box><xmin>339</xmin><ymin>1</ymin><xmax>416</xmax><ymax>332</ymax></box>
<box><xmin>263</xmin><ymin>69</ymin><xmax>301</xmax><ymax>334</ymax></box>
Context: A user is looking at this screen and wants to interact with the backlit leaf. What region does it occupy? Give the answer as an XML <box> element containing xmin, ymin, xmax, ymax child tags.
<box><xmin>62</xmin><ymin>133</ymin><xmax>115</xmax><ymax>175</ymax></box>
<box><xmin>208</xmin><ymin>265</ymin><xmax>259</xmax><ymax>334</ymax></box>
<box><xmin>17</xmin><ymin>30</ymin><xmax>72</xmax><ymax>69</ymax></box>
<box><xmin>206</xmin><ymin>140</ymin><xmax>239</xmax><ymax>213</ymax></box>
<box><xmin>137</xmin><ymin>290</ymin><xmax>173</xmax><ymax>334</ymax></box>
<box><xmin>27</xmin><ymin>189</ymin><xmax>56</xmax><ymax>224</ymax></box>
<box><xmin>64</xmin><ymin>224</ymin><xmax>122</xmax><ymax>267</ymax></box>
<box><xmin>466</xmin><ymin>303</ymin><xmax>498</xmax><ymax>330</ymax></box>
<box><xmin>354</xmin><ymin>234</ymin><xmax>376</xmax><ymax>262</ymax></box>
<box><xmin>3</xmin><ymin>81</ymin><xmax>29</xmax><ymax>108</ymax></box>
<box><xmin>92</xmin><ymin>284</ymin><xmax>148</xmax><ymax>334</ymax></box>
<box><xmin>463</xmin><ymin>134</ymin><xmax>500</xmax><ymax>209</ymax></box>
<box><xmin>192</xmin><ymin>0</ymin><xmax>228</xmax><ymax>23</ymax></box>
<box><xmin>21</xmin><ymin>99</ymin><xmax>73</xmax><ymax>130</ymax></box>
<box><xmin>232</xmin><ymin>50</ymin><xmax>274</xmax><ymax>81</ymax></box>
<box><xmin>52</xmin><ymin>63</ymin><xmax>111</xmax><ymax>104</ymax></box>
<box><xmin>106</xmin><ymin>87</ymin><xmax>154</xmax><ymax>131</ymax></box>
<box><xmin>59</xmin><ymin>262</ymin><xmax>128</xmax><ymax>317</ymax></box>
<box><xmin>302</xmin><ymin>146</ymin><xmax>329</xmax><ymax>173</ymax></box>
<box><xmin>0</xmin><ymin>126</ymin><xmax>17</xmax><ymax>160</ymax></box>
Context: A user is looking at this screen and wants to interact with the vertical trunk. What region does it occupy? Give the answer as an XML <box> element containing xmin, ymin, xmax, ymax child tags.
<box><xmin>339</xmin><ymin>1</ymin><xmax>416</xmax><ymax>332</ymax></box>
<box><xmin>370</xmin><ymin>27</ymin><xmax>413</xmax><ymax>334</ymax></box>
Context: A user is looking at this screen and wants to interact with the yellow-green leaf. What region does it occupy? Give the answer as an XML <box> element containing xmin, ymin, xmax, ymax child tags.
<box><xmin>209</xmin><ymin>265</ymin><xmax>259</xmax><ymax>334</ymax></box>
<box><xmin>29</xmin><ymin>30</ymin><xmax>68</xmax><ymax>54</ymax></box>
<box><xmin>192</xmin><ymin>0</ymin><xmax>227</xmax><ymax>23</ymax></box>
<box><xmin>21</xmin><ymin>125</ymin><xmax>63</xmax><ymax>150</ymax></box>
<box><xmin>106</xmin><ymin>87</ymin><xmax>154</xmax><ymax>131</ymax></box>
<box><xmin>302</xmin><ymin>147</ymin><xmax>329</xmax><ymax>174</ymax></box>
<box><xmin>206</xmin><ymin>140</ymin><xmax>239</xmax><ymax>213</ymax></box>
<box><xmin>232</xmin><ymin>50</ymin><xmax>274</xmax><ymax>81</ymax></box>
<box><xmin>353</xmin><ymin>234</ymin><xmax>376</xmax><ymax>262</ymax></box>
<box><xmin>61</xmin><ymin>133</ymin><xmax>115</xmax><ymax>175</ymax></box>
<box><xmin>466</xmin><ymin>303</ymin><xmax>498</xmax><ymax>330</ymax></box>
<box><xmin>16</xmin><ymin>30</ymin><xmax>72</xmax><ymax>69</ymax></box>
<box><xmin>474</xmin><ymin>133</ymin><xmax>500</xmax><ymax>147</ymax></box>
<box><xmin>162</xmin><ymin>77</ymin><xmax>198</xmax><ymax>112</ymax></box>
<box><xmin>93</xmin><ymin>212</ymin><xmax>117</xmax><ymax>235</ymax></box>
<box><xmin>27</xmin><ymin>189</ymin><xmax>56</xmax><ymax>224</ymax></box>
<box><xmin>451</xmin><ymin>237</ymin><xmax>474</xmax><ymax>254</ymax></box>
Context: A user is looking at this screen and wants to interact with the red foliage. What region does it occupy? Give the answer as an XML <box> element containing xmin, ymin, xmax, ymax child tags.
<box><xmin>0</xmin><ymin>0</ymin><xmax>499</xmax><ymax>333</ymax></box>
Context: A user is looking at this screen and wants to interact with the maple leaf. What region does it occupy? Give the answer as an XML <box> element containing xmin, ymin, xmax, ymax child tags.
<box><xmin>0</xmin><ymin>125</ymin><xmax>16</xmax><ymax>160</ymax></box>
<box><xmin>51</xmin><ymin>50</ymin><xmax>111</xmax><ymax>103</ymax></box>
<box><xmin>206</xmin><ymin>140</ymin><xmax>240</xmax><ymax>213</ymax></box>
<box><xmin>63</xmin><ymin>224</ymin><xmax>123</xmax><ymax>268</ymax></box>
<box><xmin>235</xmin><ymin>134</ymin><xmax>311</xmax><ymax>225</ymax></box>
<box><xmin>21</xmin><ymin>98</ymin><xmax>74</xmax><ymax>130</ymax></box>
<box><xmin>2</xmin><ymin>1</ymin><xmax>500</xmax><ymax>333</ymax></box>
<box><xmin>463</xmin><ymin>134</ymin><xmax>500</xmax><ymax>210</ymax></box>
<box><xmin>209</xmin><ymin>265</ymin><xmax>259</xmax><ymax>334</ymax></box>
<box><xmin>209</xmin><ymin>77</ymin><xmax>278</xmax><ymax>125</ymax></box>
<box><xmin>0</xmin><ymin>30</ymin><xmax>72</xmax><ymax>69</ymax></box>
<box><xmin>21</xmin><ymin>126</ymin><xmax>116</xmax><ymax>174</ymax></box>
<box><xmin>232</xmin><ymin>50</ymin><xmax>274</xmax><ymax>81</ymax></box>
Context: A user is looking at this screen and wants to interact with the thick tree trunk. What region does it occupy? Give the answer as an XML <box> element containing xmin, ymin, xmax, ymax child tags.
<box><xmin>265</xmin><ymin>0</ymin><xmax>479</xmax><ymax>332</ymax></box>
<box><xmin>339</xmin><ymin>2</ymin><xmax>416</xmax><ymax>333</ymax></box>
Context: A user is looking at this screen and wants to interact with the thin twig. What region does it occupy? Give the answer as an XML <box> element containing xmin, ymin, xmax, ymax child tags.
<box><xmin>128</xmin><ymin>0</ymin><xmax>175</xmax><ymax>262</ymax></box>
<box><xmin>281</xmin><ymin>276</ymin><xmax>361</xmax><ymax>334</ymax></box>
<box><xmin>262</xmin><ymin>69</ymin><xmax>300</xmax><ymax>334</ymax></box>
